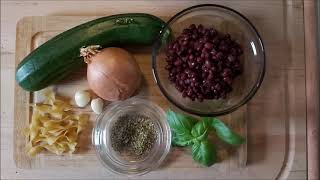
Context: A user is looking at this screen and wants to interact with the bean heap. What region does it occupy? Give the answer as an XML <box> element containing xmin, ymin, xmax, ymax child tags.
<box><xmin>165</xmin><ymin>24</ymin><xmax>243</xmax><ymax>101</ymax></box>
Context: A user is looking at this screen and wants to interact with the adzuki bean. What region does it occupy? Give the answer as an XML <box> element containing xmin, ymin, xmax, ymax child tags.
<box><xmin>165</xmin><ymin>24</ymin><xmax>243</xmax><ymax>101</ymax></box>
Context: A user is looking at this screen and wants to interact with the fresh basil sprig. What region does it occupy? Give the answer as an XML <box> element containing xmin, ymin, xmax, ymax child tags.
<box><xmin>192</xmin><ymin>140</ymin><xmax>217</xmax><ymax>167</ymax></box>
<box><xmin>171</xmin><ymin>131</ymin><xmax>194</xmax><ymax>147</ymax></box>
<box><xmin>167</xmin><ymin>110</ymin><xmax>245</xmax><ymax>167</ymax></box>
<box><xmin>210</xmin><ymin>118</ymin><xmax>245</xmax><ymax>145</ymax></box>
<box><xmin>167</xmin><ymin>110</ymin><xmax>196</xmax><ymax>147</ymax></box>
<box><xmin>191</xmin><ymin>119</ymin><xmax>210</xmax><ymax>142</ymax></box>
<box><xmin>167</xmin><ymin>109</ymin><xmax>196</xmax><ymax>135</ymax></box>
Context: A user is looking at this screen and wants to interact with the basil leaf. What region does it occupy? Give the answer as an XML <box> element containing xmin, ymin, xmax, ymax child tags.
<box><xmin>172</xmin><ymin>131</ymin><xmax>194</xmax><ymax>147</ymax></box>
<box><xmin>210</xmin><ymin>118</ymin><xmax>245</xmax><ymax>145</ymax></box>
<box><xmin>192</xmin><ymin>140</ymin><xmax>216</xmax><ymax>167</ymax></box>
<box><xmin>167</xmin><ymin>110</ymin><xmax>197</xmax><ymax>135</ymax></box>
<box><xmin>191</xmin><ymin>120</ymin><xmax>209</xmax><ymax>141</ymax></box>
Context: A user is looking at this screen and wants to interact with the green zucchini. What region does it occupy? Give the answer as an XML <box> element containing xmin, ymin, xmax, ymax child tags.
<box><xmin>16</xmin><ymin>13</ymin><xmax>166</xmax><ymax>91</ymax></box>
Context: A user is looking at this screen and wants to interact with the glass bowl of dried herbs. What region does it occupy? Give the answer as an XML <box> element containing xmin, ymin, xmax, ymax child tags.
<box><xmin>92</xmin><ymin>97</ymin><xmax>171</xmax><ymax>176</ymax></box>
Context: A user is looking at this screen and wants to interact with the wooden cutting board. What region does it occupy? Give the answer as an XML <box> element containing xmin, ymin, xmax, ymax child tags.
<box><xmin>14</xmin><ymin>16</ymin><xmax>247</xmax><ymax>170</ymax></box>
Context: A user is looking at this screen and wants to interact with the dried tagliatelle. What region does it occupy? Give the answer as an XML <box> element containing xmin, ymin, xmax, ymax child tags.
<box><xmin>24</xmin><ymin>89</ymin><xmax>88</xmax><ymax>156</ymax></box>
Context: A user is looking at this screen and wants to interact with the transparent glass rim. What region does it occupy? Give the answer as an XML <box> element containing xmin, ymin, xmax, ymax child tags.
<box><xmin>152</xmin><ymin>4</ymin><xmax>266</xmax><ymax>117</ymax></box>
<box><xmin>92</xmin><ymin>97</ymin><xmax>171</xmax><ymax>176</ymax></box>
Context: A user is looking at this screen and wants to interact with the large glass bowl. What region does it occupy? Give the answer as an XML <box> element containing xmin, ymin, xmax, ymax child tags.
<box><xmin>152</xmin><ymin>4</ymin><xmax>265</xmax><ymax>116</ymax></box>
<box><xmin>92</xmin><ymin>97</ymin><xmax>171</xmax><ymax>176</ymax></box>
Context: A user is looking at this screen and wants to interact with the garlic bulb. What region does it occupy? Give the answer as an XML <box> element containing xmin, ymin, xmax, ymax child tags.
<box><xmin>91</xmin><ymin>98</ymin><xmax>104</xmax><ymax>114</ymax></box>
<box><xmin>74</xmin><ymin>90</ymin><xmax>90</xmax><ymax>107</ymax></box>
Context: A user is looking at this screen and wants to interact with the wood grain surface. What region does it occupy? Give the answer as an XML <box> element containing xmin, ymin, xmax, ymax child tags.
<box><xmin>1</xmin><ymin>1</ymin><xmax>310</xmax><ymax>179</ymax></box>
<box><xmin>14</xmin><ymin>22</ymin><xmax>247</xmax><ymax>170</ymax></box>
<box><xmin>304</xmin><ymin>0</ymin><xmax>320</xmax><ymax>179</ymax></box>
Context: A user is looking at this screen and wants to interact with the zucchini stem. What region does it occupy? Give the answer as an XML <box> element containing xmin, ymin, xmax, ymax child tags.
<box><xmin>80</xmin><ymin>45</ymin><xmax>102</xmax><ymax>63</ymax></box>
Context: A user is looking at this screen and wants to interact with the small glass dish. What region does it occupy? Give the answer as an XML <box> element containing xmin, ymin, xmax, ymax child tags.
<box><xmin>92</xmin><ymin>97</ymin><xmax>171</xmax><ymax>176</ymax></box>
<box><xmin>152</xmin><ymin>4</ymin><xmax>265</xmax><ymax>116</ymax></box>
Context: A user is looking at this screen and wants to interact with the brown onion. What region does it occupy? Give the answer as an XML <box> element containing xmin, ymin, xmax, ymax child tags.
<box><xmin>80</xmin><ymin>46</ymin><xmax>142</xmax><ymax>101</ymax></box>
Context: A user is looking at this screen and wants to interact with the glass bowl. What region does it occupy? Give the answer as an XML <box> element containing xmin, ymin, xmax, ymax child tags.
<box><xmin>152</xmin><ymin>4</ymin><xmax>265</xmax><ymax>116</ymax></box>
<box><xmin>92</xmin><ymin>97</ymin><xmax>171</xmax><ymax>176</ymax></box>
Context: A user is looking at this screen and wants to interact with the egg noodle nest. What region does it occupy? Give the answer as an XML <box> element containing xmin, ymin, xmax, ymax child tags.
<box><xmin>23</xmin><ymin>90</ymin><xmax>88</xmax><ymax>156</ymax></box>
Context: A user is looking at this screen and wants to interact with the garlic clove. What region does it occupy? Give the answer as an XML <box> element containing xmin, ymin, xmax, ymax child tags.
<box><xmin>91</xmin><ymin>98</ymin><xmax>104</xmax><ymax>114</ymax></box>
<box><xmin>74</xmin><ymin>90</ymin><xmax>91</xmax><ymax>107</ymax></box>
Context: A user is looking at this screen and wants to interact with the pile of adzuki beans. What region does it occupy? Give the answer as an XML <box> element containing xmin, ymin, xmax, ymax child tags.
<box><xmin>165</xmin><ymin>24</ymin><xmax>243</xmax><ymax>102</ymax></box>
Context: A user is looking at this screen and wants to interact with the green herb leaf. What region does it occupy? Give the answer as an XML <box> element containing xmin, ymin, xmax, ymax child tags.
<box><xmin>167</xmin><ymin>109</ymin><xmax>197</xmax><ymax>136</ymax></box>
<box><xmin>191</xmin><ymin>120</ymin><xmax>209</xmax><ymax>141</ymax></box>
<box><xmin>171</xmin><ymin>131</ymin><xmax>194</xmax><ymax>147</ymax></box>
<box><xmin>192</xmin><ymin>140</ymin><xmax>217</xmax><ymax>167</ymax></box>
<box><xmin>167</xmin><ymin>110</ymin><xmax>197</xmax><ymax>147</ymax></box>
<box><xmin>210</xmin><ymin>118</ymin><xmax>245</xmax><ymax>145</ymax></box>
